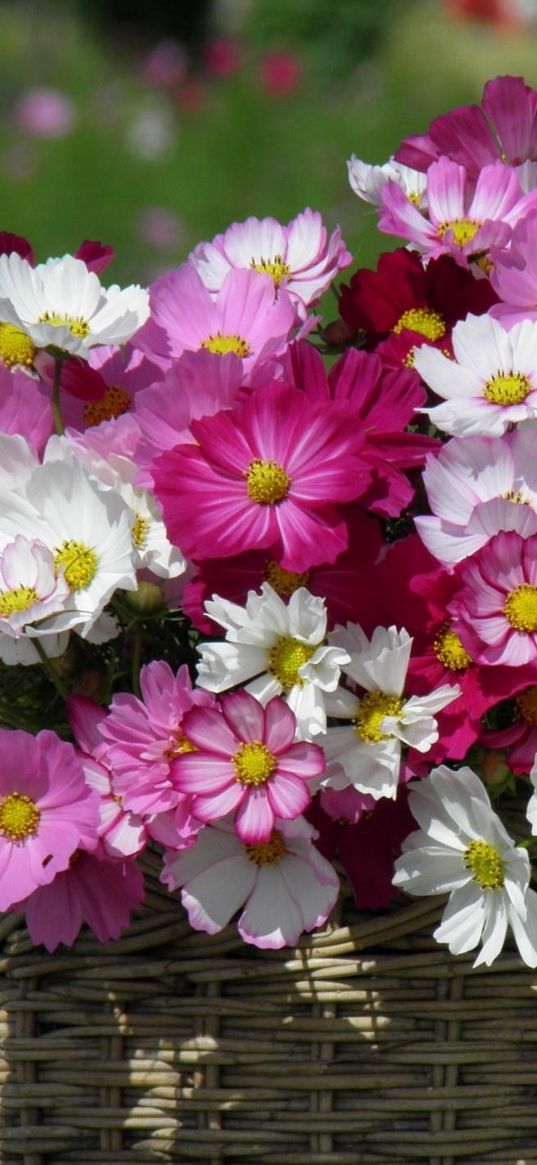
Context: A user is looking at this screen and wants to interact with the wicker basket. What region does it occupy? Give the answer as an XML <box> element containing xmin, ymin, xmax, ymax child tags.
<box><xmin>2</xmin><ymin>842</ymin><xmax>537</xmax><ymax>1165</ymax></box>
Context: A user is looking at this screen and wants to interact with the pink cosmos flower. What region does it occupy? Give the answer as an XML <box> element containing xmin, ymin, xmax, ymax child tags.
<box><xmin>134</xmin><ymin>264</ymin><xmax>295</xmax><ymax>382</ymax></box>
<box><xmin>379</xmin><ymin>157</ymin><xmax>537</xmax><ymax>267</ymax></box>
<box><xmin>37</xmin><ymin>342</ymin><xmax>162</xmax><ymax>434</ymax></box>
<box><xmin>98</xmin><ymin>661</ymin><xmax>216</xmax><ymax>818</ymax></box>
<box><xmin>449</xmin><ymin>530</ymin><xmax>537</xmax><ymax>666</ymax></box>
<box><xmin>483</xmin><ymin>685</ymin><xmax>537</xmax><ymax>773</ymax></box>
<box><xmin>15</xmin><ymin>87</ymin><xmax>76</xmax><ymax>139</ymax></box>
<box><xmin>395</xmin><ymin>75</ymin><xmax>537</xmax><ymax>177</ymax></box>
<box><xmin>189</xmin><ymin>210</ymin><xmax>351</xmax><ymax>317</ymax></box>
<box><xmin>21</xmin><ymin>844</ymin><xmax>145</xmax><ymax>951</ymax></box>
<box><xmin>490</xmin><ymin>211</ymin><xmax>537</xmax><ymax>325</ymax></box>
<box><xmin>152</xmin><ymin>380</ymin><xmax>370</xmax><ymax>573</ymax></box>
<box><xmin>0</xmin><ymin>366</ymin><xmax>52</xmax><ymax>455</ymax></box>
<box><xmin>171</xmin><ymin>689</ymin><xmax>325</xmax><ymax>843</ymax></box>
<box><xmin>0</xmin><ymin>728</ymin><xmax>100</xmax><ymax>911</ymax></box>
<box><xmin>162</xmin><ymin>814</ymin><xmax>338</xmax><ymax>948</ymax></box>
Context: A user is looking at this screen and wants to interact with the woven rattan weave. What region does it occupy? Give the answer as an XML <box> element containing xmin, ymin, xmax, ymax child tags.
<box><xmin>2</xmin><ymin>846</ymin><xmax>537</xmax><ymax>1165</ymax></box>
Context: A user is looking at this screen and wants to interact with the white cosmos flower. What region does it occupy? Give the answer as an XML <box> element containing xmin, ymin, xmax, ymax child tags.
<box><xmin>415</xmin><ymin>430</ymin><xmax>537</xmax><ymax>568</ymax></box>
<box><xmin>393</xmin><ymin>764</ymin><xmax>537</xmax><ymax>968</ymax></box>
<box><xmin>0</xmin><ymin>455</ymin><xmax>137</xmax><ymax>637</ymax></box>
<box><xmin>48</xmin><ymin>429</ymin><xmax>186</xmax><ymax>580</ymax></box>
<box><xmin>161</xmin><ymin>814</ymin><xmax>339</xmax><ymax>949</ymax></box>
<box><xmin>196</xmin><ymin>583</ymin><xmax>350</xmax><ymax>740</ymax></box>
<box><xmin>347</xmin><ymin>154</ymin><xmax>427</xmax><ymax>209</ymax></box>
<box><xmin>415</xmin><ymin>314</ymin><xmax>537</xmax><ymax>436</ymax></box>
<box><xmin>321</xmin><ymin>625</ymin><xmax>459</xmax><ymax>801</ymax></box>
<box><xmin>0</xmin><ymin>534</ymin><xmax>70</xmax><ymax>638</ymax></box>
<box><xmin>0</xmin><ymin>253</ymin><xmax>149</xmax><ymax>358</ymax></box>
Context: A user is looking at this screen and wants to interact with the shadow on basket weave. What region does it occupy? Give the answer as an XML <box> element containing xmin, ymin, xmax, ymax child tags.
<box><xmin>2</xmin><ymin>846</ymin><xmax>537</xmax><ymax>1165</ymax></box>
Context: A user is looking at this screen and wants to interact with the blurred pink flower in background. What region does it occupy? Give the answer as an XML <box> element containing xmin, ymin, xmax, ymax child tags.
<box><xmin>136</xmin><ymin>206</ymin><xmax>186</xmax><ymax>251</ymax></box>
<box><xmin>141</xmin><ymin>40</ymin><xmax>188</xmax><ymax>89</ymax></box>
<box><xmin>260</xmin><ymin>51</ymin><xmax>302</xmax><ymax>97</ymax></box>
<box><xmin>14</xmin><ymin>88</ymin><xmax>76</xmax><ymax>138</ymax></box>
<box><xmin>203</xmin><ymin>38</ymin><xmax>242</xmax><ymax>79</ymax></box>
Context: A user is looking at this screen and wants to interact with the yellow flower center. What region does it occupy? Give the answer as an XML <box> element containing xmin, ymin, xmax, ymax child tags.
<box><xmin>355</xmin><ymin>690</ymin><xmax>404</xmax><ymax>744</ymax></box>
<box><xmin>501</xmin><ymin>489</ymin><xmax>531</xmax><ymax>505</ymax></box>
<box><xmin>0</xmin><ymin>586</ymin><xmax>39</xmax><ymax>617</ymax></box>
<box><xmin>250</xmin><ymin>254</ymin><xmax>291</xmax><ymax>288</ymax></box>
<box><xmin>164</xmin><ymin>729</ymin><xmax>198</xmax><ymax>760</ymax></box>
<box><xmin>437</xmin><ymin>218</ymin><xmax>482</xmax><ymax>248</ymax></box>
<box><xmin>232</xmin><ymin>740</ymin><xmax>277</xmax><ymax>786</ymax></box>
<box><xmin>132</xmin><ymin>512</ymin><xmax>150</xmax><ymax>550</ymax></box>
<box><xmin>38</xmin><ymin>312</ymin><xmax>91</xmax><ymax>338</ymax></box>
<box><xmin>54</xmin><ymin>540</ymin><xmax>98</xmax><ymax>591</ymax></box>
<box><xmin>504</xmin><ymin>584</ymin><xmax>537</xmax><ymax>633</ymax></box>
<box><xmin>516</xmin><ymin>685</ymin><xmax>537</xmax><ymax>726</ymax></box>
<box><xmin>264</xmin><ymin>560</ymin><xmax>310</xmax><ymax>598</ymax></box>
<box><xmin>82</xmin><ymin>385</ymin><xmax>131</xmax><ymax>427</ymax></box>
<box><xmin>464</xmin><ymin>838</ymin><xmax>504</xmax><ymax>890</ymax></box>
<box><xmin>0</xmin><ymin>322</ymin><xmax>36</xmax><ymax>367</ymax></box>
<box><xmin>0</xmin><ymin>792</ymin><xmax>40</xmax><ymax>841</ymax></box>
<box><xmin>200</xmin><ymin>332</ymin><xmax>251</xmax><ymax>357</ymax></box>
<box><xmin>245</xmin><ymin>829</ymin><xmax>286</xmax><ymax>865</ymax></box>
<box><xmin>268</xmin><ymin>635</ymin><xmax>316</xmax><ymax>691</ymax></box>
<box><xmin>483</xmin><ymin>372</ymin><xmax>531</xmax><ymax>406</ymax></box>
<box><xmin>408</xmin><ymin>191</ymin><xmax>422</xmax><ymax>206</ymax></box>
<box><xmin>246</xmin><ymin>459</ymin><xmax>291</xmax><ymax>505</ymax></box>
<box><xmin>433</xmin><ymin>622</ymin><xmax>472</xmax><ymax>671</ymax></box>
<box><xmin>393</xmin><ymin>307</ymin><xmax>446</xmax><ymax>341</ymax></box>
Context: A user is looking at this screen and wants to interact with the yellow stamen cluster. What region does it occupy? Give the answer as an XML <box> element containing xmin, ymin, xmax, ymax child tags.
<box><xmin>516</xmin><ymin>686</ymin><xmax>537</xmax><ymax>727</ymax></box>
<box><xmin>54</xmin><ymin>540</ymin><xmax>98</xmax><ymax>591</ymax></box>
<box><xmin>434</xmin><ymin>622</ymin><xmax>472</xmax><ymax>671</ymax></box>
<box><xmin>464</xmin><ymin>839</ymin><xmax>504</xmax><ymax>890</ymax></box>
<box><xmin>355</xmin><ymin>691</ymin><xmax>404</xmax><ymax>744</ymax></box>
<box><xmin>132</xmin><ymin>512</ymin><xmax>150</xmax><ymax>550</ymax></box>
<box><xmin>393</xmin><ymin>307</ymin><xmax>446</xmax><ymax>341</ymax></box>
<box><xmin>83</xmin><ymin>385</ymin><xmax>131</xmax><ymax>427</ymax></box>
<box><xmin>38</xmin><ymin>311</ymin><xmax>90</xmax><ymax>338</ymax></box>
<box><xmin>245</xmin><ymin>830</ymin><xmax>286</xmax><ymax>865</ymax></box>
<box><xmin>232</xmin><ymin>740</ymin><xmax>276</xmax><ymax>786</ymax></box>
<box><xmin>264</xmin><ymin>560</ymin><xmax>310</xmax><ymax>598</ymax></box>
<box><xmin>0</xmin><ymin>586</ymin><xmax>39</xmax><ymax>617</ymax></box>
<box><xmin>246</xmin><ymin>459</ymin><xmax>291</xmax><ymax>505</ymax></box>
<box><xmin>164</xmin><ymin>729</ymin><xmax>198</xmax><ymax>760</ymax></box>
<box><xmin>504</xmin><ymin>584</ymin><xmax>537</xmax><ymax>633</ymax></box>
<box><xmin>0</xmin><ymin>322</ymin><xmax>36</xmax><ymax>367</ymax></box>
<box><xmin>483</xmin><ymin>371</ymin><xmax>531</xmax><ymax>406</ymax></box>
<box><xmin>268</xmin><ymin>635</ymin><xmax>316</xmax><ymax>691</ymax></box>
<box><xmin>200</xmin><ymin>332</ymin><xmax>251</xmax><ymax>357</ymax></box>
<box><xmin>0</xmin><ymin>792</ymin><xmax>40</xmax><ymax>841</ymax></box>
<box><xmin>251</xmin><ymin>254</ymin><xmax>291</xmax><ymax>288</ymax></box>
<box><xmin>437</xmin><ymin>218</ymin><xmax>482</xmax><ymax>248</ymax></box>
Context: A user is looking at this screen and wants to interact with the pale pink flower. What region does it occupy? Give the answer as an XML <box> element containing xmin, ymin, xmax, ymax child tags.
<box><xmin>450</xmin><ymin>530</ymin><xmax>537</xmax><ymax>666</ymax></box>
<box><xmin>98</xmin><ymin>661</ymin><xmax>216</xmax><ymax>817</ymax></box>
<box><xmin>490</xmin><ymin>210</ymin><xmax>537</xmax><ymax>325</ymax></box>
<box><xmin>162</xmin><ymin>814</ymin><xmax>339</xmax><ymax>948</ymax></box>
<box><xmin>189</xmin><ymin>210</ymin><xmax>351</xmax><ymax>317</ymax></box>
<box><xmin>379</xmin><ymin>157</ymin><xmax>537</xmax><ymax>267</ymax></box>
<box><xmin>0</xmin><ymin>534</ymin><xmax>71</xmax><ymax>639</ymax></box>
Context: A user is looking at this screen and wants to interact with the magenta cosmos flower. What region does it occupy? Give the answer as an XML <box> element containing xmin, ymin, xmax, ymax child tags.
<box><xmin>134</xmin><ymin>263</ymin><xmax>295</xmax><ymax>381</ymax></box>
<box><xmin>21</xmin><ymin>843</ymin><xmax>145</xmax><ymax>950</ymax></box>
<box><xmin>98</xmin><ymin>661</ymin><xmax>216</xmax><ymax>817</ymax></box>
<box><xmin>379</xmin><ymin>157</ymin><xmax>537</xmax><ymax>267</ymax></box>
<box><xmin>152</xmin><ymin>380</ymin><xmax>368</xmax><ymax>573</ymax></box>
<box><xmin>171</xmin><ymin>689</ymin><xmax>325</xmax><ymax>843</ymax></box>
<box><xmin>0</xmin><ymin>728</ymin><xmax>100</xmax><ymax>911</ymax></box>
<box><xmin>449</xmin><ymin>531</ymin><xmax>537</xmax><ymax>667</ymax></box>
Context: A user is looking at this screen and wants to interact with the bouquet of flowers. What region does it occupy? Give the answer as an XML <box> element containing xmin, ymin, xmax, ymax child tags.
<box><xmin>3</xmin><ymin>74</ymin><xmax>537</xmax><ymax>971</ymax></box>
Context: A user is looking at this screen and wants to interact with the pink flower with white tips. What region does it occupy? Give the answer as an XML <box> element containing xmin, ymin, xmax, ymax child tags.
<box><xmin>189</xmin><ymin>209</ymin><xmax>351</xmax><ymax>318</ymax></box>
<box><xmin>171</xmin><ymin>689</ymin><xmax>325</xmax><ymax>843</ymax></box>
<box><xmin>162</xmin><ymin>814</ymin><xmax>339</xmax><ymax>948</ymax></box>
<box><xmin>450</xmin><ymin>530</ymin><xmax>537</xmax><ymax>667</ymax></box>
<box><xmin>379</xmin><ymin>157</ymin><xmax>537</xmax><ymax>268</ymax></box>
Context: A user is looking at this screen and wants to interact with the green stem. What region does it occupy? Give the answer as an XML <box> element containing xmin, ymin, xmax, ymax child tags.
<box><xmin>33</xmin><ymin>638</ymin><xmax>69</xmax><ymax>701</ymax></box>
<box><xmin>51</xmin><ymin>353</ymin><xmax>65</xmax><ymax>436</ymax></box>
<box><xmin>131</xmin><ymin>628</ymin><xmax>142</xmax><ymax>698</ymax></box>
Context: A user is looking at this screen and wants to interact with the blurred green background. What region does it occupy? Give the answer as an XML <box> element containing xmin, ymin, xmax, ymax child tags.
<box><xmin>1</xmin><ymin>0</ymin><xmax>537</xmax><ymax>286</ymax></box>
